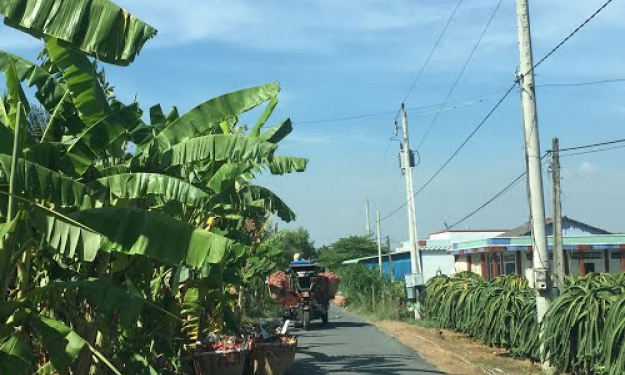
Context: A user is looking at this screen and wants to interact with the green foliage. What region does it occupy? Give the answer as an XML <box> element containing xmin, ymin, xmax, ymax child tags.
<box><xmin>421</xmin><ymin>273</ymin><xmax>539</xmax><ymax>359</ymax></box>
<box><xmin>0</xmin><ymin>1</ymin><xmax>309</xmax><ymax>373</ymax></box>
<box><xmin>0</xmin><ymin>0</ymin><xmax>157</xmax><ymax>66</ymax></box>
<box><xmin>604</xmin><ymin>294</ymin><xmax>625</xmax><ymax>375</ymax></box>
<box><xmin>337</xmin><ymin>264</ymin><xmax>407</xmax><ymax>321</ymax></box>
<box><xmin>422</xmin><ymin>271</ymin><xmax>625</xmax><ymax>374</ymax></box>
<box><xmin>318</xmin><ymin>235</ymin><xmax>380</xmax><ymax>270</ymax></box>
<box><xmin>544</xmin><ymin>273</ymin><xmax>625</xmax><ymax>374</ymax></box>
<box><xmin>263</xmin><ymin>227</ymin><xmax>315</xmax><ymax>267</ymax></box>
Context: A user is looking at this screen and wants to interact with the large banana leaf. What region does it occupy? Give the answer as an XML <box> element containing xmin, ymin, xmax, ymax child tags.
<box><xmin>34</xmin><ymin>316</ymin><xmax>120</xmax><ymax>375</ymax></box>
<box><xmin>0</xmin><ymin>0</ymin><xmax>157</xmax><ymax>66</ymax></box>
<box><xmin>207</xmin><ymin>163</ymin><xmax>253</xmax><ymax>194</ymax></box>
<box><xmin>250</xmin><ymin>96</ymin><xmax>278</xmax><ymax>137</ymax></box>
<box><xmin>161</xmin><ymin>134</ymin><xmax>277</xmax><ymax>168</ymax></box>
<box><xmin>155</xmin><ymin>83</ymin><xmax>281</xmax><ymax>149</ymax></box>
<box><xmin>3</xmin><ymin>56</ymin><xmax>29</xmax><ymax>132</ymax></box>
<box><xmin>44</xmin><ymin>207</ymin><xmax>231</xmax><ymax>266</ymax></box>
<box><xmin>28</xmin><ymin>279</ymin><xmax>179</xmax><ymax>325</ymax></box>
<box><xmin>258</xmin><ymin>119</ymin><xmax>292</xmax><ymax>144</ymax></box>
<box><xmin>46</xmin><ymin>38</ymin><xmax>109</xmax><ymax>128</ymax></box>
<box><xmin>0</xmin><ymin>50</ymin><xmax>67</xmax><ymax>112</ymax></box>
<box><xmin>267</xmin><ymin>156</ymin><xmax>308</xmax><ymax>174</ymax></box>
<box><xmin>0</xmin><ymin>335</ymin><xmax>32</xmax><ymax>375</ymax></box>
<box><xmin>64</xmin><ymin>103</ymin><xmax>144</xmax><ymax>175</ymax></box>
<box><xmin>0</xmin><ymin>154</ymin><xmax>92</xmax><ymax>209</ymax></box>
<box><xmin>247</xmin><ymin>185</ymin><xmax>296</xmax><ymax>222</ymax></box>
<box><xmin>95</xmin><ymin>173</ymin><xmax>210</xmax><ymax>207</ymax></box>
<box><xmin>0</xmin><ymin>121</ymin><xmax>13</xmax><ymax>155</ymax></box>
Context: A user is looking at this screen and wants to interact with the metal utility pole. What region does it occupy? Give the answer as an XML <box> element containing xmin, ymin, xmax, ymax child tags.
<box><xmin>365</xmin><ymin>199</ymin><xmax>371</xmax><ymax>237</ymax></box>
<box><xmin>552</xmin><ymin>138</ymin><xmax>565</xmax><ymax>292</ymax></box>
<box><xmin>401</xmin><ymin>104</ymin><xmax>421</xmax><ymax>274</ymax></box>
<box><xmin>516</xmin><ymin>0</ymin><xmax>553</xmax><ymax>372</ymax></box>
<box><xmin>376</xmin><ymin>211</ymin><xmax>383</xmax><ymax>273</ymax></box>
<box><xmin>386</xmin><ymin>236</ymin><xmax>395</xmax><ymax>282</ymax></box>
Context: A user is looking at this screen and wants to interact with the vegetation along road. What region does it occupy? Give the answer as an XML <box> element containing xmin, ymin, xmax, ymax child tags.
<box><xmin>288</xmin><ymin>307</ymin><xmax>444</xmax><ymax>375</ymax></box>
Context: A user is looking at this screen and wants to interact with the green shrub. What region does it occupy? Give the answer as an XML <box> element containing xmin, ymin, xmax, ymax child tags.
<box><xmin>422</xmin><ymin>273</ymin><xmax>539</xmax><ymax>360</ymax></box>
<box><xmin>336</xmin><ymin>264</ymin><xmax>407</xmax><ymax>320</ymax></box>
<box><xmin>544</xmin><ymin>276</ymin><xmax>624</xmax><ymax>374</ymax></box>
<box><xmin>604</xmin><ymin>294</ymin><xmax>625</xmax><ymax>375</ymax></box>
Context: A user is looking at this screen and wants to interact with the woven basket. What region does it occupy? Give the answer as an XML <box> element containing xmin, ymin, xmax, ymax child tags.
<box><xmin>194</xmin><ymin>349</ymin><xmax>248</xmax><ymax>375</ymax></box>
<box><xmin>251</xmin><ymin>340</ymin><xmax>297</xmax><ymax>375</ymax></box>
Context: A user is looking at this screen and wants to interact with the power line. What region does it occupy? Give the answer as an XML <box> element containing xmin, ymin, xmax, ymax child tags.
<box><xmin>381</xmin><ymin>82</ymin><xmax>518</xmax><ymax>222</ymax></box>
<box><xmin>399</xmin><ymin>0</ymin><xmax>465</xmax><ymax>109</ymax></box>
<box><xmin>294</xmin><ymin>77</ymin><xmax>625</xmax><ymax>125</ymax></box>
<box><xmin>558</xmin><ymin>138</ymin><xmax>625</xmax><ymax>153</ymax></box>
<box><xmin>531</xmin><ymin>0</ymin><xmax>615</xmax><ymax>72</ymax></box>
<box><xmin>539</xmin><ymin>78</ymin><xmax>625</xmax><ymax>88</ymax></box>
<box><xmin>381</xmin><ymin>0</ymin><xmax>614</xmax><ymax>222</ymax></box>
<box><xmin>295</xmin><ymin>90</ymin><xmax>503</xmax><ymax>125</ymax></box>
<box><xmin>417</xmin><ymin>0</ymin><xmax>505</xmax><ymax>149</ymax></box>
<box><xmin>560</xmin><ymin>143</ymin><xmax>625</xmax><ymax>157</ymax></box>
<box><xmin>447</xmin><ymin>155</ymin><xmax>549</xmax><ymax>230</ymax></box>
<box><xmin>447</xmin><ymin>172</ymin><xmax>526</xmax><ymax>230</ymax></box>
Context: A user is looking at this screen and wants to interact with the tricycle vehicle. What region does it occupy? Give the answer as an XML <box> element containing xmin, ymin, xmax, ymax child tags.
<box><xmin>282</xmin><ymin>261</ymin><xmax>330</xmax><ymax>330</ymax></box>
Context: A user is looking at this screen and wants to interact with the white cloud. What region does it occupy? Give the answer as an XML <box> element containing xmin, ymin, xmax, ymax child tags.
<box><xmin>115</xmin><ymin>0</ymin><xmax>455</xmax><ymax>52</ymax></box>
<box><xmin>579</xmin><ymin>161</ymin><xmax>597</xmax><ymax>175</ymax></box>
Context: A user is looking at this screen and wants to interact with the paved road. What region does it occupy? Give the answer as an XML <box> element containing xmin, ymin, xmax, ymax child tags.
<box><xmin>287</xmin><ymin>307</ymin><xmax>446</xmax><ymax>375</ymax></box>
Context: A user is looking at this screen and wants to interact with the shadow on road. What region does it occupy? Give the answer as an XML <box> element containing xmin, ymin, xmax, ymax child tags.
<box><xmin>296</xmin><ymin>320</ymin><xmax>370</xmax><ymax>331</ymax></box>
<box><xmin>288</xmin><ymin>349</ymin><xmax>448</xmax><ymax>375</ymax></box>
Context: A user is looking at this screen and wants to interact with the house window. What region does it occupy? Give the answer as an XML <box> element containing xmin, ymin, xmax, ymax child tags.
<box><xmin>585</xmin><ymin>263</ymin><xmax>596</xmax><ymax>273</ymax></box>
<box><xmin>571</xmin><ymin>252</ymin><xmax>602</xmax><ymax>259</ymax></box>
<box><xmin>503</xmin><ymin>254</ymin><xmax>516</xmax><ymax>274</ymax></box>
<box><xmin>504</xmin><ymin>262</ymin><xmax>516</xmax><ymax>275</ymax></box>
<box><xmin>611</xmin><ymin>252</ymin><xmax>622</xmax><ymax>259</ymax></box>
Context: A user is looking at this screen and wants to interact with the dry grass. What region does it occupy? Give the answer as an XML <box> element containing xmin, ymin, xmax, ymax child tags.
<box><xmin>375</xmin><ymin>320</ymin><xmax>543</xmax><ymax>375</ymax></box>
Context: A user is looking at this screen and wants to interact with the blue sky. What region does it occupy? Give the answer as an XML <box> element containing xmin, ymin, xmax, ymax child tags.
<box><xmin>3</xmin><ymin>0</ymin><xmax>625</xmax><ymax>246</ymax></box>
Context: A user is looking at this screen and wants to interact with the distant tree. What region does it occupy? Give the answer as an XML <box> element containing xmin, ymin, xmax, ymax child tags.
<box><xmin>318</xmin><ymin>235</ymin><xmax>382</xmax><ymax>270</ymax></box>
<box><xmin>261</xmin><ymin>227</ymin><xmax>315</xmax><ymax>267</ymax></box>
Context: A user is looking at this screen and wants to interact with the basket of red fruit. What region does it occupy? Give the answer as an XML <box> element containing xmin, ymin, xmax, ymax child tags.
<box><xmin>266</xmin><ymin>271</ymin><xmax>287</xmax><ymax>302</ymax></box>
<box><xmin>319</xmin><ymin>272</ymin><xmax>340</xmax><ymax>299</ymax></box>
<box><xmin>251</xmin><ymin>335</ymin><xmax>297</xmax><ymax>375</ymax></box>
<box><xmin>194</xmin><ymin>334</ymin><xmax>249</xmax><ymax>375</ymax></box>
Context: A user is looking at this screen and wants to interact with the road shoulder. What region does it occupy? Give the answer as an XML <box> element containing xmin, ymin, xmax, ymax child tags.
<box><xmin>374</xmin><ymin>320</ymin><xmax>542</xmax><ymax>375</ymax></box>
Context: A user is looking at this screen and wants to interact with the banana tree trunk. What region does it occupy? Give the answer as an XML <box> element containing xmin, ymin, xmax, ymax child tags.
<box><xmin>74</xmin><ymin>252</ymin><xmax>110</xmax><ymax>375</ymax></box>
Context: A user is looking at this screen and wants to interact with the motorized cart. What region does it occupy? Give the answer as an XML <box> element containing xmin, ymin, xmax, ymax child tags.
<box><xmin>282</xmin><ymin>261</ymin><xmax>330</xmax><ymax>330</ymax></box>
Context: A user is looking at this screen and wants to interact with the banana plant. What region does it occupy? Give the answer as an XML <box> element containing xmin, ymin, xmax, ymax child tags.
<box><xmin>1</xmin><ymin>2</ymin><xmax>310</xmax><ymax>374</ymax></box>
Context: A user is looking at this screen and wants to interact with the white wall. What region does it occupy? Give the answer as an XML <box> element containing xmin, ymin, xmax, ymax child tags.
<box><xmin>429</xmin><ymin>231</ymin><xmax>506</xmax><ymax>243</ymax></box>
<box><xmin>609</xmin><ymin>251</ymin><xmax>621</xmax><ymax>273</ymax></box>
<box><xmin>453</xmin><ymin>255</ymin><xmax>470</xmax><ymax>274</ymax></box>
<box><xmin>423</xmin><ymin>251</ymin><xmax>455</xmax><ymax>282</ymax></box>
<box><xmin>471</xmin><ymin>255</ymin><xmax>482</xmax><ymax>275</ymax></box>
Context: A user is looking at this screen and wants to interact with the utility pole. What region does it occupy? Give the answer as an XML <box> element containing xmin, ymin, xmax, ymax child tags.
<box><xmin>365</xmin><ymin>199</ymin><xmax>371</xmax><ymax>237</ymax></box>
<box><xmin>516</xmin><ymin>0</ymin><xmax>553</xmax><ymax>372</ymax></box>
<box><xmin>552</xmin><ymin>138</ymin><xmax>565</xmax><ymax>292</ymax></box>
<box><xmin>401</xmin><ymin>104</ymin><xmax>421</xmax><ymax>275</ymax></box>
<box><xmin>376</xmin><ymin>211</ymin><xmax>383</xmax><ymax>274</ymax></box>
<box><xmin>386</xmin><ymin>236</ymin><xmax>395</xmax><ymax>282</ymax></box>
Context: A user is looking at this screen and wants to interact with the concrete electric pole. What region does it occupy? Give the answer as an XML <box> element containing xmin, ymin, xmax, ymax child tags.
<box><xmin>376</xmin><ymin>211</ymin><xmax>383</xmax><ymax>273</ymax></box>
<box><xmin>515</xmin><ymin>0</ymin><xmax>553</xmax><ymax>372</ymax></box>
<box><xmin>386</xmin><ymin>236</ymin><xmax>395</xmax><ymax>282</ymax></box>
<box><xmin>552</xmin><ymin>138</ymin><xmax>565</xmax><ymax>293</ymax></box>
<box><xmin>365</xmin><ymin>198</ymin><xmax>371</xmax><ymax>237</ymax></box>
<box><xmin>400</xmin><ymin>104</ymin><xmax>422</xmax><ymax>275</ymax></box>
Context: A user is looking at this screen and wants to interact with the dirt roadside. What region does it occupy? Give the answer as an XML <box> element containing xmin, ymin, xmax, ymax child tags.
<box><xmin>374</xmin><ymin>320</ymin><xmax>542</xmax><ymax>375</ymax></box>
